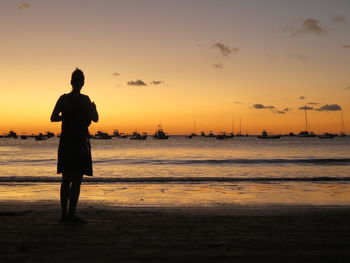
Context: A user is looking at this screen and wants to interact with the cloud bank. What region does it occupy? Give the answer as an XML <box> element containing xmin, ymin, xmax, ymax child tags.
<box><xmin>299</xmin><ymin>104</ymin><xmax>342</xmax><ymax>111</ymax></box>
<box><xmin>316</xmin><ymin>104</ymin><xmax>342</xmax><ymax>111</ymax></box>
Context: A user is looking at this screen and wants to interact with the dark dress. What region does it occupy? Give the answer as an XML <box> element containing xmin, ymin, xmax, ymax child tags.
<box><xmin>57</xmin><ymin>93</ymin><xmax>93</xmax><ymax>176</ymax></box>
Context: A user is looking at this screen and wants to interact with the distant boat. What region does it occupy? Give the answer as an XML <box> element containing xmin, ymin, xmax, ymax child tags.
<box><xmin>216</xmin><ymin>132</ymin><xmax>234</xmax><ymax>140</ymax></box>
<box><xmin>298</xmin><ymin>107</ymin><xmax>316</xmax><ymax>137</ymax></box>
<box><xmin>206</xmin><ymin>131</ymin><xmax>215</xmax><ymax>137</ymax></box>
<box><xmin>113</xmin><ymin>130</ymin><xmax>121</xmax><ymax>137</ymax></box>
<box><xmin>235</xmin><ymin>118</ymin><xmax>244</xmax><ymax>136</ymax></box>
<box><xmin>45</xmin><ymin>132</ymin><xmax>55</xmax><ymax>138</ymax></box>
<box><xmin>188</xmin><ymin>119</ymin><xmax>197</xmax><ymax>138</ymax></box>
<box><xmin>257</xmin><ymin>130</ymin><xmax>281</xmax><ymax>139</ymax></box>
<box><xmin>188</xmin><ymin>133</ymin><xmax>197</xmax><ymax>139</ymax></box>
<box><xmin>130</xmin><ymin>132</ymin><xmax>147</xmax><ymax>140</ymax></box>
<box><xmin>298</xmin><ymin>131</ymin><xmax>316</xmax><ymax>137</ymax></box>
<box><xmin>35</xmin><ymin>133</ymin><xmax>47</xmax><ymax>141</ymax></box>
<box><xmin>93</xmin><ymin>131</ymin><xmax>112</xmax><ymax>139</ymax></box>
<box><xmin>318</xmin><ymin>133</ymin><xmax>336</xmax><ymax>139</ymax></box>
<box><xmin>340</xmin><ymin>112</ymin><xmax>346</xmax><ymax>137</ymax></box>
<box><xmin>154</xmin><ymin>125</ymin><xmax>169</xmax><ymax>139</ymax></box>
<box><xmin>7</xmin><ymin>131</ymin><xmax>17</xmax><ymax>139</ymax></box>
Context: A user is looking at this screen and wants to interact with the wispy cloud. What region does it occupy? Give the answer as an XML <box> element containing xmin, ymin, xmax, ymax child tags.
<box><xmin>253</xmin><ymin>104</ymin><xmax>291</xmax><ymax>114</ymax></box>
<box><xmin>345</xmin><ymin>86</ymin><xmax>350</xmax><ymax>90</ymax></box>
<box><xmin>127</xmin><ymin>79</ymin><xmax>147</xmax><ymax>86</ymax></box>
<box><xmin>213</xmin><ymin>43</ymin><xmax>239</xmax><ymax>57</ymax></box>
<box><xmin>333</xmin><ymin>16</ymin><xmax>346</xmax><ymax>24</ymax></box>
<box><xmin>150</xmin><ymin>80</ymin><xmax>165</xmax><ymax>85</ymax></box>
<box><xmin>298</xmin><ymin>106</ymin><xmax>314</xmax><ymax>110</ymax></box>
<box><xmin>17</xmin><ymin>3</ymin><xmax>30</xmax><ymax>10</ymax></box>
<box><xmin>253</xmin><ymin>104</ymin><xmax>275</xmax><ymax>110</ymax></box>
<box><xmin>300</xmin><ymin>18</ymin><xmax>326</xmax><ymax>35</ymax></box>
<box><xmin>234</xmin><ymin>101</ymin><xmax>243</xmax><ymax>104</ymax></box>
<box><xmin>307</xmin><ymin>102</ymin><xmax>319</xmax><ymax>105</ymax></box>
<box><xmin>112</xmin><ymin>72</ymin><xmax>120</xmax><ymax>77</ymax></box>
<box><xmin>213</xmin><ymin>63</ymin><xmax>223</xmax><ymax>69</ymax></box>
<box><xmin>285</xmin><ymin>18</ymin><xmax>327</xmax><ymax>37</ymax></box>
<box><xmin>316</xmin><ymin>104</ymin><xmax>342</xmax><ymax>111</ymax></box>
<box><xmin>299</xmin><ymin>96</ymin><xmax>306</xmax><ymax>100</ymax></box>
<box><xmin>273</xmin><ymin>107</ymin><xmax>291</xmax><ymax>114</ymax></box>
<box><xmin>343</xmin><ymin>45</ymin><xmax>350</xmax><ymax>48</ymax></box>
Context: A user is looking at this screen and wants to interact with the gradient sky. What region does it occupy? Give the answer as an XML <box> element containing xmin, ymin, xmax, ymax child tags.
<box><xmin>1</xmin><ymin>0</ymin><xmax>349</xmax><ymax>135</ymax></box>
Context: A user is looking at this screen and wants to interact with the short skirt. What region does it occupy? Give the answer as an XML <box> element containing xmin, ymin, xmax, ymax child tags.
<box><xmin>57</xmin><ymin>132</ymin><xmax>93</xmax><ymax>176</ymax></box>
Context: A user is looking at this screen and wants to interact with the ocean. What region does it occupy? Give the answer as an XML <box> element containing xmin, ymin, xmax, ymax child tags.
<box><xmin>1</xmin><ymin>136</ymin><xmax>350</xmax><ymax>206</ymax></box>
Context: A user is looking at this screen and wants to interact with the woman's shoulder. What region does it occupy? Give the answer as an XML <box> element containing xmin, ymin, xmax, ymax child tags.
<box><xmin>80</xmin><ymin>93</ymin><xmax>91</xmax><ymax>102</ymax></box>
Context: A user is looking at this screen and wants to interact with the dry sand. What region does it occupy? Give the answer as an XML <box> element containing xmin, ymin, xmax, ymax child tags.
<box><xmin>1</xmin><ymin>201</ymin><xmax>350</xmax><ymax>262</ymax></box>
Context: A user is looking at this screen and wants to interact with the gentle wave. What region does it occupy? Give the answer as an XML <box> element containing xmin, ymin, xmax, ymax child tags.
<box><xmin>1</xmin><ymin>158</ymin><xmax>350</xmax><ymax>166</ymax></box>
<box><xmin>1</xmin><ymin>176</ymin><xmax>350</xmax><ymax>183</ymax></box>
<box><xmin>106</xmin><ymin>158</ymin><xmax>350</xmax><ymax>166</ymax></box>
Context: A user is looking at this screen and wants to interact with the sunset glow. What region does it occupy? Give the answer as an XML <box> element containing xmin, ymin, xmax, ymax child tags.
<box><xmin>1</xmin><ymin>0</ymin><xmax>349</xmax><ymax>135</ymax></box>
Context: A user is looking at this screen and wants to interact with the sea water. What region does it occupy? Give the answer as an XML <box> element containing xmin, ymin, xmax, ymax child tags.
<box><xmin>1</xmin><ymin>136</ymin><xmax>350</xmax><ymax>205</ymax></box>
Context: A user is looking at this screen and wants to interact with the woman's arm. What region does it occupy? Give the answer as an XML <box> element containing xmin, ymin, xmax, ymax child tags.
<box><xmin>50</xmin><ymin>96</ymin><xmax>63</xmax><ymax>122</ymax></box>
<box><xmin>90</xmin><ymin>101</ymin><xmax>99</xmax><ymax>122</ymax></box>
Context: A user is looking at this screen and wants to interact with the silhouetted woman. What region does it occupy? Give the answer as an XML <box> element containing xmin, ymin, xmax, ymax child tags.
<box><xmin>51</xmin><ymin>68</ymin><xmax>98</xmax><ymax>223</ymax></box>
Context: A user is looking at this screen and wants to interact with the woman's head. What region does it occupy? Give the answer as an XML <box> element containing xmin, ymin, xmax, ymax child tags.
<box><xmin>71</xmin><ymin>68</ymin><xmax>85</xmax><ymax>91</ymax></box>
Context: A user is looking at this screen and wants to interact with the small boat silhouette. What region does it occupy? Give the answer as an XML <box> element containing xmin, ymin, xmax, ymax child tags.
<box><xmin>257</xmin><ymin>130</ymin><xmax>281</xmax><ymax>139</ymax></box>
<box><xmin>154</xmin><ymin>125</ymin><xmax>169</xmax><ymax>139</ymax></box>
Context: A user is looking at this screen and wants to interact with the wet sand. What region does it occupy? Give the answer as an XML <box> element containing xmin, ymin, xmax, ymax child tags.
<box><xmin>1</xmin><ymin>201</ymin><xmax>350</xmax><ymax>262</ymax></box>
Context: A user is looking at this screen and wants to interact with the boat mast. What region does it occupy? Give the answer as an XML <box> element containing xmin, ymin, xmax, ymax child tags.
<box><xmin>341</xmin><ymin>111</ymin><xmax>345</xmax><ymax>134</ymax></box>
<box><xmin>239</xmin><ymin>118</ymin><xmax>242</xmax><ymax>135</ymax></box>
<box><xmin>304</xmin><ymin>108</ymin><xmax>309</xmax><ymax>133</ymax></box>
<box><xmin>231</xmin><ymin>118</ymin><xmax>234</xmax><ymax>134</ymax></box>
<box><xmin>194</xmin><ymin>118</ymin><xmax>197</xmax><ymax>134</ymax></box>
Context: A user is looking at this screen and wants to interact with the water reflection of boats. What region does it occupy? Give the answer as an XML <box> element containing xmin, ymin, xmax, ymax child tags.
<box><xmin>154</xmin><ymin>125</ymin><xmax>169</xmax><ymax>139</ymax></box>
<box><xmin>130</xmin><ymin>132</ymin><xmax>147</xmax><ymax>140</ymax></box>
<box><xmin>318</xmin><ymin>133</ymin><xmax>336</xmax><ymax>139</ymax></box>
<box><xmin>257</xmin><ymin>130</ymin><xmax>281</xmax><ymax>139</ymax></box>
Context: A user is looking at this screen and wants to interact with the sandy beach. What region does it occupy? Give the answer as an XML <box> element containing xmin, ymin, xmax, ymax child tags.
<box><xmin>1</xmin><ymin>201</ymin><xmax>350</xmax><ymax>262</ymax></box>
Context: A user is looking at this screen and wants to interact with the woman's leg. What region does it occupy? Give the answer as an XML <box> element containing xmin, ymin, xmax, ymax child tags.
<box><xmin>68</xmin><ymin>173</ymin><xmax>83</xmax><ymax>218</ymax></box>
<box><xmin>60</xmin><ymin>173</ymin><xmax>71</xmax><ymax>221</ymax></box>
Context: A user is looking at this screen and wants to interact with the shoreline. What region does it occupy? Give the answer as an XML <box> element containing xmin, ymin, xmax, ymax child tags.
<box><xmin>1</xmin><ymin>201</ymin><xmax>350</xmax><ymax>262</ymax></box>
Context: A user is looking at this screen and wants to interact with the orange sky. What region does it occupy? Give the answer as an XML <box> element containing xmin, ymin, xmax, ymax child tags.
<box><xmin>0</xmin><ymin>1</ymin><xmax>349</xmax><ymax>135</ymax></box>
